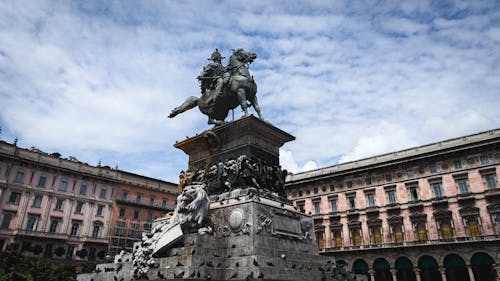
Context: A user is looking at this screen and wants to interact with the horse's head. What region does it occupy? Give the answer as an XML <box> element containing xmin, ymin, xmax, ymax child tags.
<box><xmin>231</xmin><ymin>48</ymin><xmax>257</xmax><ymax>65</ymax></box>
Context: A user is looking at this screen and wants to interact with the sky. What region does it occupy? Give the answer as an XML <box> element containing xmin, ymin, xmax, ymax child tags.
<box><xmin>0</xmin><ymin>0</ymin><xmax>499</xmax><ymax>183</ymax></box>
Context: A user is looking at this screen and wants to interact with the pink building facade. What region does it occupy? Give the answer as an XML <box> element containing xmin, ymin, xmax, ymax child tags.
<box><xmin>286</xmin><ymin>129</ymin><xmax>500</xmax><ymax>281</ymax></box>
<box><xmin>0</xmin><ymin>140</ymin><xmax>177</xmax><ymax>262</ymax></box>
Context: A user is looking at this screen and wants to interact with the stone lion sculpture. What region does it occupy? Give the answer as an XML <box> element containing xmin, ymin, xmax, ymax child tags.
<box><xmin>132</xmin><ymin>184</ymin><xmax>211</xmax><ymax>279</ymax></box>
<box><xmin>169</xmin><ymin>184</ymin><xmax>210</xmax><ymax>232</ymax></box>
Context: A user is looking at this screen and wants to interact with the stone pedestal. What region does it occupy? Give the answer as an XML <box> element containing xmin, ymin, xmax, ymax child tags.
<box><xmin>77</xmin><ymin>117</ymin><xmax>350</xmax><ymax>281</ymax></box>
<box><xmin>174</xmin><ymin>115</ymin><xmax>295</xmax><ymax>170</ymax></box>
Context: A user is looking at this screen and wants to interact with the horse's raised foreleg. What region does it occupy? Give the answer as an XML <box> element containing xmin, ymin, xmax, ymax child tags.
<box><xmin>236</xmin><ymin>88</ymin><xmax>249</xmax><ymax>116</ymax></box>
<box><xmin>168</xmin><ymin>96</ymin><xmax>199</xmax><ymax>118</ymax></box>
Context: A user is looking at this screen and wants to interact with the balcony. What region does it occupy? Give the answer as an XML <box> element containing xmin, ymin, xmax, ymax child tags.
<box><xmin>115</xmin><ymin>197</ymin><xmax>171</xmax><ymax>211</ymax></box>
<box><xmin>82</xmin><ymin>236</ymin><xmax>108</xmax><ymax>244</ymax></box>
<box><xmin>13</xmin><ymin>229</ymin><xmax>68</xmax><ymax>240</ymax></box>
<box><xmin>322</xmin><ymin>234</ymin><xmax>500</xmax><ymax>253</ymax></box>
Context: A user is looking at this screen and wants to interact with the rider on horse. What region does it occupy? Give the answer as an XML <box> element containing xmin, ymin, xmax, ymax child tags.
<box><xmin>197</xmin><ymin>49</ymin><xmax>230</xmax><ymax>104</ymax></box>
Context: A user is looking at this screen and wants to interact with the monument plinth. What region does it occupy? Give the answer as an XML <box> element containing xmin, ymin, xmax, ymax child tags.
<box><xmin>175</xmin><ymin>115</ymin><xmax>295</xmax><ymax>170</ymax></box>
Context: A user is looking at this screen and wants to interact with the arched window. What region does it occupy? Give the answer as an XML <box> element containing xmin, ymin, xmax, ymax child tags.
<box><xmin>416</xmin><ymin>222</ymin><xmax>428</xmax><ymax>241</ymax></box>
<box><xmin>393</xmin><ymin>224</ymin><xmax>404</xmax><ymax>243</ymax></box>
<box><xmin>316</xmin><ymin>232</ymin><xmax>325</xmax><ymax>249</ymax></box>
<box><xmin>465</xmin><ymin>216</ymin><xmax>481</xmax><ymax>237</ymax></box>
<box><xmin>351</xmin><ymin>229</ymin><xmax>361</xmax><ymax>246</ymax></box>
<box><xmin>440</xmin><ymin>218</ymin><xmax>453</xmax><ymax>239</ymax></box>
<box><xmin>333</xmin><ymin>230</ymin><xmax>342</xmax><ymax>248</ymax></box>
<box><xmin>15</xmin><ymin>170</ymin><xmax>25</xmax><ymax>183</ymax></box>
<box><xmin>92</xmin><ymin>225</ymin><xmax>101</xmax><ymax>238</ymax></box>
<box><xmin>371</xmin><ymin>226</ymin><xmax>382</xmax><ymax>245</ymax></box>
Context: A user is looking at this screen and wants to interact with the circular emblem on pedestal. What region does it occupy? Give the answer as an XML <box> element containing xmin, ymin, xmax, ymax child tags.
<box><xmin>229</xmin><ymin>209</ymin><xmax>244</xmax><ymax>230</ymax></box>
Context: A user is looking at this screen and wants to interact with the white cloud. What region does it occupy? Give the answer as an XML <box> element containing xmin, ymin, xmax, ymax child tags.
<box><xmin>280</xmin><ymin>149</ymin><xmax>318</xmax><ymax>174</ymax></box>
<box><xmin>0</xmin><ymin>0</ymin><xmax>499</xmax><ymax>181</ymax></box>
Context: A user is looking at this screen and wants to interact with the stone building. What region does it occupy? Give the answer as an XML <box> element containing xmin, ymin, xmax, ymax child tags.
<box><xmin>285</xmin><ymin>129</ymin><xmax>500</xmax><ymax>281</ymax></box>
<box><xmin>0</xmin><ymin>139</ymin><xmax>177</xmax><ymax>261</ymax></box>
<box><xmin>109</xmin><ymin>173</ymin><xmax>177</xmax><ymax>255</ymax></box>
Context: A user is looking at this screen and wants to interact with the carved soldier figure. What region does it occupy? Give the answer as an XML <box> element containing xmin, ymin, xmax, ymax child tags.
<box><xmin>197</xmin><ymin>48</ymin><xmax>228</xmax><ymax>104</ymax></box>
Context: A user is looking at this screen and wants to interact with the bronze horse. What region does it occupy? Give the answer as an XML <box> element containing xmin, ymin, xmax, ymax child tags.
<box><xmin>168</xmin><ymin>48</ymin><xmax>263</xmax><ymax>125</ymax></box>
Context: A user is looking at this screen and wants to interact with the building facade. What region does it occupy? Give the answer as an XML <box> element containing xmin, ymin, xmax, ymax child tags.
<box><xmin>0</xmin><ymin>140</ymin><xmax>177</xmax><ymax>261</ymax></box>
<box><xmin>108</xmin><ymin>173</ymin><xmax>177</xmax><ymax>255</ymax></box>
<box><xmin>285</xmin><ymin>129</ymin><xmax>500</xmax><ymax>281</ymax></box>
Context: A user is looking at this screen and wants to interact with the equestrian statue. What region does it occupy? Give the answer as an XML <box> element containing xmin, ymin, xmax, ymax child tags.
<box><xmin>168</xmin><ymin>48</ymin><xmax>263</xmax><ymax>125</ymax></box>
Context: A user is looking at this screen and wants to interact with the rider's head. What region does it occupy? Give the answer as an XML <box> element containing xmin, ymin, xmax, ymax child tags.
<box><xmin>208</xmin><ymin>48</ymin><xmax>224</xmax><ymax>62</ymax></box>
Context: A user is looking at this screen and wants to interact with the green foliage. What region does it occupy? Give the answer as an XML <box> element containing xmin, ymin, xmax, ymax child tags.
<box><xmin>0</xmin><ymin>251</ymin><xmax>79</xmax><ymax>281</ymax></box>
<box><xmin>80</xmin><ymin>261</ymin><xmax>97</xmax><ymax>273</ymax></box>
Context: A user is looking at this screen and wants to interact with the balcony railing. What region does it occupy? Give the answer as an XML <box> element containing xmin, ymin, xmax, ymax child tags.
<box><xmin>14</xmin><ymin>229</ymin><xmax>68</xmax><ymax>240</ymax></box>
<box><xmin>322</xmin><ymin>234</ymin><xmax>500</xmax><ymax>253</ymax></box>
<box><xmin>115</xmin><ymin>197</ymin><xmax>171</xmax><ymax>210</ymax></box>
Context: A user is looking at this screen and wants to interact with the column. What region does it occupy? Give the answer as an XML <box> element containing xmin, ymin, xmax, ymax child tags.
<box><xmin>414</xmin><ymin>268</ymin><xmax>422</xmax><ymax>281</ymax></box>
<box><xmin>40</xmin><ymin>195</ymin><xmax>53</xmax><ymax>231</ymax></box>
<box><xmin>16</xmin><ymin>191</ymin><xmax>31</xmax><ymax>229</ymax></box>
<box><xmin>466</xmin><ymin>264</ymin><xmax>475</xmax><ymax>281</ymax></box>
<box><xmin>439</xmin><ymin>267</ymin><xmax>448</xmax><ymax>281</ymax></box>
<box><xmin>83</xmin><ymin>203</ymin><xmax>94</xmax><ymax>236</ymax></box>
<box><xmin>390</xmin><ymin>268</ymin><xmax>398</xmax><ymax>281</ymax></box>
<box><xmin>368</xmin><ymin>269</ymin><xmax>375</xmax><ymax>281</ymax></box>
<box><xmin>62</xmin><ymin>199</ymin><xmax>75</xmax><ymax>234</ymax></box>
<box><xmin>102</xmin><ymin>204</ymin><xmax>113</xmax><ymax>237</ymax></box>
<box><xmin>494</xmin><ymin>264</ymin><xmax>500</xmax><ymax>281</ymax></box>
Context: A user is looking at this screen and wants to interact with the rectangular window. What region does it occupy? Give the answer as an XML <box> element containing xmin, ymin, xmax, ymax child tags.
<box><xmin>136</xmin><ymin>193</ymin><xmax>142</xmax><ymax>203</ymax></box>
<box><xmin>387</xmin><ymin>190</ymin><xmax>396</xmax><ymax>204</ymax></box>
<box><xmin>79</xmin><ymin>185</ymin><xmax>87</xmax><ymax>195</ymax></box>
<box><xmin>313</xmin><ymin>187</ymin><xmax>318</xmax><ymax>194</ymax></box>
<box><xmin>37</xmin><ymin>176</ymin><xmax>47</xmax><ymax>187</ymax></box>
<box><xmin>149</xmin><ymin>196</ymin><xmax>155</xmax><ymax>206</ymax></box>
<box><xmin>1</xmin><ymin>213</ymin><xmax>13</xmax><ymax>229</ymax></box>
<box><xmin>329</xmin><ymin>185</ymin><xmax>335</xmax><ymax>192</ymax></box>
<box><xmin>59</xmin><ymin>180</ymin><xmax>68</xmax><ymax>192</ymax></box>
<box><xmin>8</xmin><ymin>192</ymin><xmax>21</xmax><ymax>205</ymax></box>
<box><xmin>15</xmin><ymin>171</ymin><xmax>25</xmax><ymax>183</ymax></box>
<box><xmin>346</xmin><ymin>181</ymin><xmax>353</xmax><ymax>188</ymax></box>
<box><xmin>348</xmin><ymin>196</ymin><xmax>356</xmax><ymax>210</ymax></box>
<box><xmin>429</xmin><ymin>165</ymin><xmax>437</xmax><ymax>174</ymax></box>
<box><xmin>485</xmin><ymin>174</ymin><xmax>497</xmax><ymax>189</ymax></box>
<box><xmin>54</xmin><ymin>199</ymin><xmax>63</xmax><ymax>210</ymax></box>
<box><xmin>99</xmin><ymin>188</ymin><xmax>107</xmax><ymax>199</ymax></box>
<box><xmin>385</xmin><ymin>174</ymin><xmax>393</xmax><ymax>182</ymax></box>
<box><xmin>458</xmin><ymin>179</ymin><xmax>469</xmax><ymax>194</ymax></box>
<box><xmin>70</xmin><ymin>222</ymin><xmax>79</xmax><ymax>236</ymax></box>
<box><xmin>365</xmin><ymin>177</ymin><xmax>372</xmax><ymax>185</ymax></box>
<box><xmin>298</xmin><ymin>190</ymin><xmax>303</xmax><ymax>196</ymax></box>
<box><xmin>49</xmin><ymin>220</ymin><xmax>59</xmax><ymax>233</ymax></box>
<box><xmin>119</xmin><ymin>207</ymin><xmax>126</xmax><ymax>217</ymax></box>
<box><xmin>133</xmin><ymin>209</ymin><xmax>140</xmax><ymax>219</ymax></box>
<box><xmin>454</xmin><ymin>160</ymin><xmax>462</xmax><ymax>169</ymax></box>
<box><xmin>32</xmin><ymin>195</ymin><xmax>43</xmax><ymax>208</ymax></box>
<box><xmin>409</xmin><ymin>186</ymin><xmax>419</xmax><ymax>201</ymax></box>
<box><xmin>96</xmin><ymin>205</ymin><xmax>104</xmax><ymax>216</ymax></box>
<box><xmin>116</xmin><ymin>221</ymin><xmax>125</xmax><ymax>236</ymax></box>
<box><xmin>367</xmin><ymin>193</ymin><xmax>375</xmax><ymax>207</ymax></box>
<box><xmin>407</xmin><ymin>170</ymin><xmax>414</xmax><ymax>178</ymax></box>
<box><xmin>147</xmin><ymin>211</ymin><xmax>153</xmax><ymax>221</ymax></box>
<box><xmin>122</xmin><ymin>191</ymin><xmax>128</xmax><ymax>200</ymax></box>
<box><xmin>330</xmin><ymin>199</ymin><xmax>337</xmax><ymax>212</ymax></box>
<box><xmin>480</xmin><ymin>156</ymin><xmax>489</xmax><ymax>164</ymax></box>
<box><xmin>26</xmin><ymin>216</ymin><xmax>38</xmax><ymax>231</ymax></box>
<box><xmin>432</xmin><ymin>183</ymin><xmax>443</xmax><ymax>198</ymax></box>
<box><xmin>162</xmin><ymin>198</ymin><xmax>168</xmax><ymax>208</ymax></box>
<box><xmin>313</xmin><ymin>201</ymin><xmax>320</xmax><ymax>214</ymax></box>
<box><xmin>75</xmin><ymin>202</ymin><xmax>84</xmax><ymax>214</ymax></box>
<box><xmin>89</xmin><ymin>247</ymin><xmax>96</xmax><ymax>259</ymax></box>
